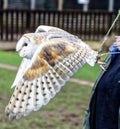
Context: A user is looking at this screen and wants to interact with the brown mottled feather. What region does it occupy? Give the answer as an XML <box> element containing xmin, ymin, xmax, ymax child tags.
<box><xmin>24</xmin><ymin>41</ymin><xmax>78</xmax><ymax>80</ymax></box>
<box><xmin>24</xmin><ymin>58</ymin><xmax>50</xmax><ymax>80</ymax></box>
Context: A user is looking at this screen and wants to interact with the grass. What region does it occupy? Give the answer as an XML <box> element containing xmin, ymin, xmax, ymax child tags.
<box><xmin>73</xmin><ymin>63</ymin><xmax>100</xmax><ymax>81</ymax></box>
<box><xmin>0</xmin><ymin>68</ymin><xmax>16</xmax><ymax>87</ymax></box>
<box><xmin>0</xmin><ymin>50</ymin><xmax>22</xmax><ymax>66</ymax></box>
<box><xmin>0</xmin><ymin>50</ymin><xmax>100</xmax><ymax>129</ymax></box>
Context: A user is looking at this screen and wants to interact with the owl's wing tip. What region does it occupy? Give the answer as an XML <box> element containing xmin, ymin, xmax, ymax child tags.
<box><xmin>5</xmin><ymin>109</ymin><xmax>29</xmax><ymax>120</ymax></box>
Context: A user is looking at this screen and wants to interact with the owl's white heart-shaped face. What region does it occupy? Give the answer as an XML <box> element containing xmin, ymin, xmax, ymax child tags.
<box><xmin>16</xmin><ymin>35</ymin><xmax>38</xmax><ymax>59</ymax></box>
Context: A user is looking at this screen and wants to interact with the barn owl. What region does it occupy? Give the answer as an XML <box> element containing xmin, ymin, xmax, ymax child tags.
<box><xmin>5</xmin><ymin>25</ymin><xmax>98</xmax><ymax>120</ymax></box>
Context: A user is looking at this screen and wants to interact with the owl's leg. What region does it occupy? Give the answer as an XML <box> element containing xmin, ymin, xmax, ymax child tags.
<box><xmin>97</xmin><ymin>51</ymin><xmax>120</xmax><ymax>70</ymax></box>
<box><xmin>97</xmin><ymin>61</ymin><xmax>106</xmax><ymax>71</ymax></box>
<box><xmin>96</xmin><ymin>55</ymin><xmax>106</xmax><ymax>71</ymax></box>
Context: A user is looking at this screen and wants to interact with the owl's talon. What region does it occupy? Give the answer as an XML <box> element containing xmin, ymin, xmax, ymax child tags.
<box><xmin>97</xmin><ymin>55</ymin><xmax>106</xmax><ymax>71</ymax></box>
<box><xmin>97</xmin><ymin>61</ymin><xmax>106</xmax><ymax>71</ymax></box>
<box><xmin>99</xmin><ymin>64</ymin><xmax>106</xmax><ymax>71</ymax></box>
<box><xmin>97</xmin><ymin>61</ymin><xmax>106</xmax><ymax>65</ymax></box>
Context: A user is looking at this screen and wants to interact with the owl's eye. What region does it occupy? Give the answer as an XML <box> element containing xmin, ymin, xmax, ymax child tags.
<box><xmin>23</xmin><ymin>43</ymin><xmax>28</xmax><ymax>47</ymax></box>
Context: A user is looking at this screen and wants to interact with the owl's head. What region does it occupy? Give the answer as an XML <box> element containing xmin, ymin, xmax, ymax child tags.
<box><xmin>16</xmin><ymin>33</ymin><xmax>38</xmax><ymax>59</ymax></box>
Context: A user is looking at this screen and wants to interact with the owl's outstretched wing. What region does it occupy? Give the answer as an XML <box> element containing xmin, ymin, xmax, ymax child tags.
<box><xmin>35</xmin><ymin>25</ymin><xmax>69</xmax><ymax>34</ymax></box>
<box><xmin>5</xmin><ymin>35</ymin><xmax>97</xmax><ymax>120</ymax></box>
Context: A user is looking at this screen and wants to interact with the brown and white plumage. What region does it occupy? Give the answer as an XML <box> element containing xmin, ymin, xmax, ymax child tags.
<box><xmin>5</xmin><ymin>25</ymin><xmax>98</xmax><ymax>120</ymax></box>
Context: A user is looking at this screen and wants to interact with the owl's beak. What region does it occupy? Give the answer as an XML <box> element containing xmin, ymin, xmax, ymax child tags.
<box><xmin>16</xmin><ymin>47</ymin><xmax>23</xmax><ymax>57</ymax></box>
<box><xmin>16</xmin><ymin>47</ymin><xmax>21</xmax><ymax>53</ymax></box>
